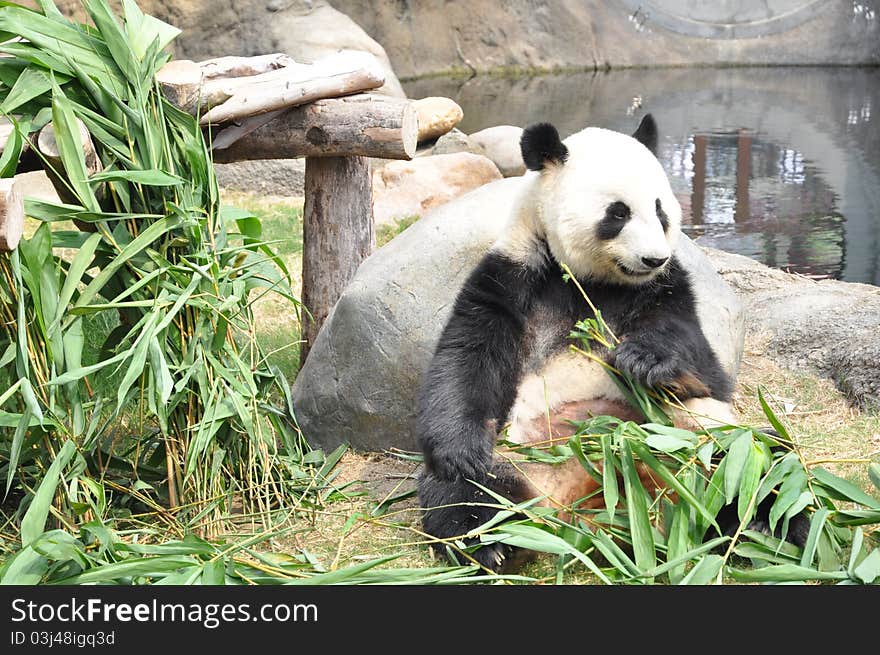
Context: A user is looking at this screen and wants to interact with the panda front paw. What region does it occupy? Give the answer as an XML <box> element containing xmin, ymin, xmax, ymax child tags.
<box><xmin>613</xmin><ymin>339</ymin><xmax>682</xmax><ymax>389</ymax></box>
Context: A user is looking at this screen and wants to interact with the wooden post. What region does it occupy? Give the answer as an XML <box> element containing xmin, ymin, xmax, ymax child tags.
<box><xmin>300</xmin><ymin>156</ymin><xmax>374</xmax><ymax>366</ymax></box>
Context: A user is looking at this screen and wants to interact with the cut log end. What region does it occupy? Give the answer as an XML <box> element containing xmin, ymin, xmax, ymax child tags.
<box><xmin>0</xmin><ymin>177</ymin><xmax>24</xmax><ymax>251</ymax></box>
<box><xmin>37</xmin><ymin>119</ymin><xmax>102</xmax><ymax>219</ymax></box>
<box><xmin>156</xmin><ymin>59</ymin><xmax>205</xmax><ymax>115</ymax></box>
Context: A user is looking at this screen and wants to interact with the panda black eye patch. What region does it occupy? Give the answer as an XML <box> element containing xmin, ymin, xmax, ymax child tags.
<box><xmin>596</xmin><ymin>201</ymin><xmax>631</xmax><ymax>240</ymax></box>
<box><xmin>656</xmin><ymin>198</ymin><xmax>669</xmax><ymax>231</ymax></box>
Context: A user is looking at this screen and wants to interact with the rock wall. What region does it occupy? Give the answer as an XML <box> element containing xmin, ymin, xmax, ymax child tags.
<box><xmin>330</xmin><ymin>0</ymin><xmax>880</xmax><ymax>78</ymax></box>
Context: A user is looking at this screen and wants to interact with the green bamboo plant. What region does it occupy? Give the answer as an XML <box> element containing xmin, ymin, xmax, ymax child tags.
<box><xmin>0</xmin><ymin>0</ymin><xmax>305</xmax><ymax>537</ymax></box>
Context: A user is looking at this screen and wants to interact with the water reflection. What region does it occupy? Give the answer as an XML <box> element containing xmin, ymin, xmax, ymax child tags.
<box><xmin>671</xmin><ymin>130</ymin><xmax>845</xmax><ymax>280</ymax></box>
<box><xmin>404</xmin><ymin>67</ymin><xmax>880</xmax><ymax>285</ymax></box>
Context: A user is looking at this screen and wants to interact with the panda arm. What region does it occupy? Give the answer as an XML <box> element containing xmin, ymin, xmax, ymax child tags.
<box><xmin>612</xmin><ymin>277</ymin><xmax>733</xmax><ymax>401</ymax></box>
<box><xmin>416</xmin><ymin>252</ymin><xmax>544</xmax><ymax>482</ymax></box>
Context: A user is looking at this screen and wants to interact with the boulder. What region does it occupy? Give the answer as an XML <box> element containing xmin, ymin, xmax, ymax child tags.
<box><xmin>469</xmin><ymin>125</ymin><xmax>526</xmax><ymax>177</ymax></box>
<box><xmin>292</xmin><ymin>176</ymin><xmax>745</xmax><ymax>452</ymax></box>
<box><xmin>413</xmin><ymin>97</ymin><xmax>463</xmax><ymax>143</ymax></box>
<box><xmin>708</xmin><ymin>249</ymin><xmax>880</xmax><ymax>409</ymax></box>
<box><xmin>372</xmin><ymin>152</ymin><xmax>501</xmax><ymax>227</ymax></box>
<box><xmin>428</xmin><ymin>128</ymin><xmax>487</xmax><ymax>157</ymax></box>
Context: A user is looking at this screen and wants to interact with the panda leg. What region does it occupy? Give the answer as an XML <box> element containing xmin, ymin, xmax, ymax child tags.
<box><xmin>418</xmin><ymin>461</ymin><xmax>533</xmax><ymax>572</ymax></box>
<box><xmin>715</xmin><ymin>496</ymin><xmax>811</xmax><ymax>547</ymax></box>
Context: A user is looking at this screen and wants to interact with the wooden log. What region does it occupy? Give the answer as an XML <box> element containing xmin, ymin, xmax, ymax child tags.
<box><xmin>212</xmin><ymin>94</ymin><xmax>417</xmax><ymax>161</ymax></box>
<box><xmin>209</xmin><ymin>109</ymin><xmax>286</xmax><ymax>151</ymax></box>
<box><xmin>200</xmin><ymin>50</ymin><xmax>385</xmax><ymax>125</ymax></box>
<box><xmin>0</xmin><ymin>116</ymin><xmax>14</xmax><ymax>153</ymax></box>
<box><xmin>0</xmin><ymin>177</ymin><xmax>24</xmax><ymax>251</ymax></box>
<box><xmin>37</xmin><ymin>119</ymin><xmax>101</xmax><ymax>231</ymax></box>
<box><xmin>156</xmin><ymin>59</ymin><xmax>216</xmax><ymax>115</ymax></box>
<box><xmin>199</xmin><ymin>53</ymin><xmax>295</xmax><ymax>80</ymax></box>
<box><xmin>300</xmin><ymin>156</ymin><xmax>373</xmax><ymax>365</ymax></box>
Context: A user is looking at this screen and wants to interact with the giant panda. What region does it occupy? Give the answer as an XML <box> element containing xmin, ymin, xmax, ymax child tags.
<box><xmin>415</xmin><ymin>115</ymin><xmax>783</xmax><ymax>572</ymax></box>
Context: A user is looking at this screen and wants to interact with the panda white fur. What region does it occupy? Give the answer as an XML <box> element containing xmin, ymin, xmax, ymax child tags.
<box><xmin>414</xmin><ymin>115</ymin><xmax>760</xmax><ymax>572</ymax></box>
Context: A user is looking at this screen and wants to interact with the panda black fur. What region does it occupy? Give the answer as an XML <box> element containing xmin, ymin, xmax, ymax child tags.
<box><xmin>416</xmin><ymin>116</ymin><xmax>797</xmax><ymax>572</ymax></box>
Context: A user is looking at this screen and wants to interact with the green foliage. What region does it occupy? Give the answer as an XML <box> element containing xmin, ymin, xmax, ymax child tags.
<box><xmin>473</xmin><ymin>301</ymin><xmax>880</xmax><ymax>584</ymax></box>
<box><xmin>0</xmin><ymin>0</ymin><xmax>300</xmax><ymax>543</ymax></box>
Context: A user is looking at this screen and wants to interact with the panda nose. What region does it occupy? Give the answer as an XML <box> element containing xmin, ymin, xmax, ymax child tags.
<box><xmin>642</xmin><ymin>256</ymin><xmax>669</xmax><ymax>269</ymax></box>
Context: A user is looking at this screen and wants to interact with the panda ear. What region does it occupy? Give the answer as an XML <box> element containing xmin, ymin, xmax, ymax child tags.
<box><xmin>521</xmin><ymin>123</ymin><xmax>568</xmax><ymax>171</ymax></box>
<box><xmin>632</xmin><ymin>114</ymin><xmax>658</xmax><ymax>155</ymax></box>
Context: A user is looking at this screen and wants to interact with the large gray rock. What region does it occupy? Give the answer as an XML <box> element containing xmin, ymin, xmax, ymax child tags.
<box><xmin>709</xmin><ymin>249</ymin><xmax>880</xmax><ymax>409</ymax></box>
<box><xmin>292</xmin><ymin>176</ymin><xmax>746</xmax><ymax>452</ymax></box>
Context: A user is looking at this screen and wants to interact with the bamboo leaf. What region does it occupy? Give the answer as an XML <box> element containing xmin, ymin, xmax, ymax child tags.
<box><xmin>724</xmin><ymin>430</ymin><xmax>752</xmax><ymax>505</ymax></box>
<box><xmin>50</xmin><ymin>87</ymin><xmax>100</xmax><ymax>212</ymax></box>
<box><xmin>52</xmin><ymin>555</ymin><xmax>199</xmax><ymax>584</ymax></box>
<box><xmin>600</xmin><ymin>434</ymin><xmax>618</xmax><ymax>524</ymax></box>
<box><xmin>20</xmin><ymin>440</ymin><xmax>76</xmax><ymax>546</ymax></box>
<box><xmin>619</xmin><ymin>439</ymin><xmax>655</xmax><ymax>575</ymax></box>
<box><xmin>72</xmin><ymin>214</ymin><xmax>182</xmax><ymax>314</ymax></box>
<box><xmin>0</xmin><ymin>115</ymin><xmax>27</xmax><ymax>176</ymax></box>
<box><xmin>800</xmin><ymin>508</ymin><xmax>829</xmax><ymax>568</ymax></box>
<box><xmin>737</xmin><ymin>443</ymin><xmax>765</xmax><ymax>522</ymax></box>
<box><xmin>811</xmin><ymin>467</ymin><xmax>880</xmax><ymax>509</ymax></box>
<box><xmin>757</xmin><ymin>386</ymin><xmax>790</xmax><ymax>441</ymax></box>
<box><xmin>1</xmin><ymin>65</ymin><xmax>56</xmax><ymax>113</ymax></box>
<box><xmin>679</xmin><ymin>554</ymin><xmax>723</xmax><ymax>585</ymax></box>
<box><xmin>121</xmin><ymin>0</ymin><xmax>180</xmax><ymax>59</ymax></box>
<box><xmin>769</xmin><ymin>467</ymin><xmax>807</xmax><ymax>531</ymax></box>
<box><xmin>486</xmin><ymin>523</ymin><xmax>612</xmax><ymax>585</ymax></box>
<box><xmin>853</xmin><ymin>549</ymin><xmax>880</xmax><ymax>584</ymax></box>
<box><xmin>728</xmin><ymin>564</ymin><xmax>848</xmax><ymax>583</ymax></box>
<box><xmin>4</xmin><ymin>408</ymin><xmax>31</xmax><ymax>497</ymax></box>
<box><xmin>0</xmin><ymin>546</ymin><xmax>49</xmax><ymax>585</ymax></box>
<box><xmin>644</xmin><ymin>433</ymin><xmax>696</xmax><ymax>453</ymax></box>
<box><xmin>666</xmin><ymin>497</ymin><xmax>691</xmax><ymax>584</ymax></box>
<box><xmin>201</xmin><ymin>558</ymin><xmax>226</xmax><ymax>585</ymax></box>
<box><xmin>629</xmin><ymin>439</ymin><xmax>720</xmax><ymax>533</ymax></box>
<box><xmin>51</xmin><ymin>231</ymin><xmax>102</xmax><ymax>330</ymax></box>
<box><xmin>869</xmin><ymin>463</ymin><xmax>880</xmax><ymax>492</ymax></box>
<box><xmin>89</xmin><ymin>168</ymin><xmax>185</xmax><ymax>186</ymax></box>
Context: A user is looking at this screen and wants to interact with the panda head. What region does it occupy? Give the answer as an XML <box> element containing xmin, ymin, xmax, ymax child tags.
<box><xmin>520</xmin><ymin>114</ymin><xmax>681</xmax><ymax>285</ymax></box>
